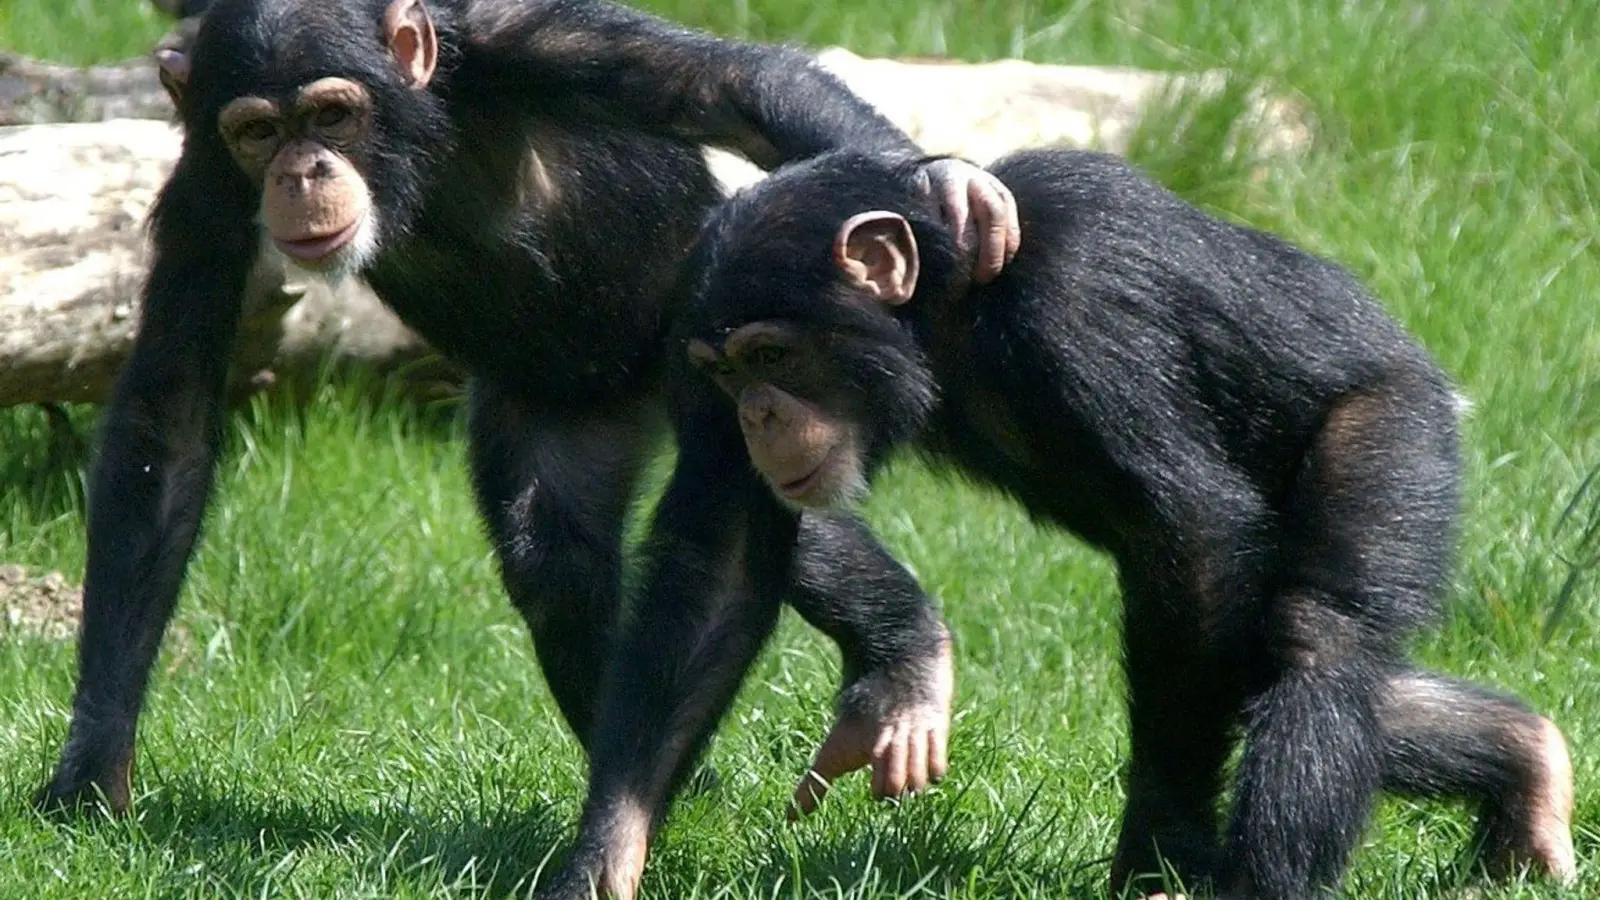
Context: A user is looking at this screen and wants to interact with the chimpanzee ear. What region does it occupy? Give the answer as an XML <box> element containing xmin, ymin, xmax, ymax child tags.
<box><xmin>153</xmin><ymin>48</ymin><xmax>191</xmax><ymax>110</ymax></box>
<box><xmin>833</xmin><ymin>211</ymin><xmax>920</xmax><ymax>306</ymax></box>
<box><xmin>384</xmin><ymin>0</ymin><xmax>438</xmax><ymax>89</ymax></box>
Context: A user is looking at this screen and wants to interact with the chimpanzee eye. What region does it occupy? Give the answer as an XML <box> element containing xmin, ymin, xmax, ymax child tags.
<box><xmin>236</xmin><ymin>119</ymin><xmax>280</xmax><ymax>147</ymax></box>
<box><xmin>750</xmin><ymin>345</ymin><xmax>788</xmax><ymax>368</ymax></box>
<box><xmin>315</xmin><ymin>104</ymin><xmax>351</xmax><ymax>129</ymax></box>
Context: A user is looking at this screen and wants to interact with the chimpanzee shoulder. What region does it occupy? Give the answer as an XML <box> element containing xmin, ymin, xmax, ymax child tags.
<box><xmin>977</xmin><ymin>149</ymin><xmax>1439</xmax><ymax>390</ymax></box>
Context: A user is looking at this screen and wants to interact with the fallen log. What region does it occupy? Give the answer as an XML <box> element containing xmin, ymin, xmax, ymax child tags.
<box><xmin>0</xmin><ymin>50</ymin><xmax>1306</xmax><ymax>408</ymax></box>
<box><xmin>0</xmin><ymin>119</ymin><xmax>453</xmax><ymax>407</ymax></box>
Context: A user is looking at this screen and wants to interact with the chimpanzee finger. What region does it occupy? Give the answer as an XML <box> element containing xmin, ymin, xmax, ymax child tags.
<box><xmin>869</xmin><ymin>730</ymin><xmax>888</xmax><ymax>799</ymax></box>
<box><xmin>787</xmin><ymin>768</ymin><xmax>830</xmax><ymax>822</ymax></box>
<box><xmin>1000</xmin><ymin>176</ymin><xmax>1021</xmax><ymax>260</ymax></box>
<box><xmin>877</xmin><ymin>726</ymin><xmax>911</xmax><ymax>799</ymax></box>
<box><xmin>907</xmin><ymin>726</ymin><xmax>930</xmax><ymax>795</ymax></box>
<box><xmin>789</xmin><ymin>723</ymin><xmax>872</xmax><ymax>819</ymax></box>
<box><xmin>920</xmin><ymin>162</ymin><xmax>975</xmax><ymax>255</ymax></box>
<box><xmin>967</xmin><ymin>173</ymin><xmax>1021</xmax><ymax>283</ymax></box>
<box><xmin>929</xmin><ymin>720</ymin><xmax>949</xmax><ymax>784</ymax></box>
<box><xmin>944</xmin><ymin>182</ymin><xmax>974</xmax><ymax>255</ymax></box>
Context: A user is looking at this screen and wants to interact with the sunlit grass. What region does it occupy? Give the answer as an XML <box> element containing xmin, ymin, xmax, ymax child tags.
<box><xmin>1</xmin><ymin>0</ymin><xmax>1596</xmax><ymax>897</ymax></box>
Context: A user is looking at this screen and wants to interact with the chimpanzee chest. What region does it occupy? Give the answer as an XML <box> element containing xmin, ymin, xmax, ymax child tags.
<box><xmin>362</xmin><ymin>124</ymin><xmax>718</xmax><ymax>407</ymax></box>
<box><xmin>929</xmin><ymin>379</ymin><xmax>1146</xmax><ymax>554</ymax></box>
<box><xmin>363</xmin><ymin>237</ymin><xmax>673</xmax><ymax>407</ymax></box>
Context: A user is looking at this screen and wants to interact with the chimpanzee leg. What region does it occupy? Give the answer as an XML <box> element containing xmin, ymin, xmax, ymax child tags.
<box><xmin>1227</xmin><ymin>636</ymin><xmax>1387</xmax><ymax>899</ymax></box>
<box><xmin>35</xmin><ymin>228</ymin><xmax>248</xmax><ymax>815</ymax></box>
<box><xmin>1111</xmin><ymin>652</ymin><xmax>1234</xmax><ymax>895</ymax></box>
<box><xmin>1224</xmin><ymin>367</ymin><xmax>1462</xmax><ymax>899</ymax></box>
<box><xmin>1379</xmin><ymin>669</ymin><xmax>1577</xmax><ymax>883</ymax></box>
<box><xmin>466</xmin><ymin>380</ymin><xmax>658</xmax><ymax>749</ymax></box>
<box><xmin>1109</xmin><ymin>554</ymin><xmax>1253</xmax><ymax>898</ymax></box>
<box><xmin>784</xmin><ymin>514</ymin><xmax>954</xmax><ymax>813</ymax></box>
<box><xmin>543</xmin><ymin>391</ymin><xmax>798</xmax><ymax>900</ymax></box>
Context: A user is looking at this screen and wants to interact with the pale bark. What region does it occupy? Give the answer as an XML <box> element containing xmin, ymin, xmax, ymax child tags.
<box><xmin>0</xmin><ymin>49</ymin><xmax>1306</xmax><ymax>408</ymax></box>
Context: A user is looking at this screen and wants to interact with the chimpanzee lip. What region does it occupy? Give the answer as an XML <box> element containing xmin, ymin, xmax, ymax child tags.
<box><xmin>777</xmin><ymin>450</ymin><xmax>833</xmax><ymax>499</ymax></box>
<box><xmin>779</xmin><ymin>468</ymin><xmax>820</xmax><ymax>495</ymax></box>
<box><xmin>274</xmin><ymin>219</ymin><xmax>360</xmax><ymax>261</ymax></box>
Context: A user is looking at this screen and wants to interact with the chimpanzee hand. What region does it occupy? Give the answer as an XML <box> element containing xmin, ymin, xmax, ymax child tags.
<box><xmin>787</xmin><ymin>625</ymin><xmax>954</xmax><ymax>818</ymax></box>
<box><xmin>918</xmin><ymin>158</ymin><xmax>1022</xmax><ymax>284</ymax></box>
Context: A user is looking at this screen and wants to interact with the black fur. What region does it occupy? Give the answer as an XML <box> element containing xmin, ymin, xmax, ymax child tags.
<box><xmin>36</xmin><ymin>0</ymin><xmax>949</xmax><ymax>832</ymax></box>
<box><xmin>152</xmin><ymin>0</ymin><xmax>215</xmax><ymax>18</ymax></box>
<box><xmin>633</xmin><ymin>148</ymin><xmax>1565</xmax><ymax>898</ymax></box>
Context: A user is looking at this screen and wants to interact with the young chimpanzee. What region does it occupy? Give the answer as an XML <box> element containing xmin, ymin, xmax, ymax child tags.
<box><xmin>35</xmin><ymin>0</ymin><xmax>1023</xmax><ymax>843</ymax></box>
<box><xmin>560</xmin><ymin>148</ymin><xmax>1578</xmax><ymax>898</ymax></box>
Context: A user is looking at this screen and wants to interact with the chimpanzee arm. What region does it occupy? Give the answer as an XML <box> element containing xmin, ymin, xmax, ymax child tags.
<box><xmin>464</xmin><ymin>0</ymin><xmax>918</xmax><ymax>169</ymax></box>
<box><xmin>542</xmin><ymin>383</ymin><xmax>798</xmax><ymax>898</ymax></box>
<box><xmin>35</xmin><ymin>150</ymin><xmax>257</xmax><ymax>813</ymax></box>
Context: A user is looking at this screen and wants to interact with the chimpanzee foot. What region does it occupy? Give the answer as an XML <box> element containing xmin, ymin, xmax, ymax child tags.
<box><xmin>538</xmin><ymin>796</ymin><xmax>651</xmax><ymax>900</ymax></box>
<box><xmin>788</xmin><ymin>626</ymin><xmax>954</xmax><ymax>818</ymax></box>
<box><xmin>1481</xmin><ymin>716</ymin><xmax>1577</xmax><ymax>884</ymax></box>
<box><xmin>33</xmin><ymin>745</ymin><xmax>135</xmax><ymax>818</ymax></box>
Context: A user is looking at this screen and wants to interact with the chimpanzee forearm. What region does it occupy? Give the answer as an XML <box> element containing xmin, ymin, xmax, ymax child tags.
<box><xmin>54</xmin><ymin>358</ymin><xmax>228</xmax><ymax>760</ymax></box>
<box><xmin>463</xmin><ymin>0</ymin><xmax>918</xmax><ymax>169</ymax></box>
<box><xmin>788</xmin><ymin>515</ymin><xmax>946</xmax><ymax>699</ymax></box>
<box><xmin>37</xmin><ymin>163</ymin><xmax>255</xmax><ymax>812</ymax></box>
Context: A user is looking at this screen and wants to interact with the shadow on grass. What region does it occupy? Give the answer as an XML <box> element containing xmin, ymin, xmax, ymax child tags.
<box><xmin>21</xmin><ymin>775</ymin><xmax>572</xmax><ymax>895</ymax></box>
<box><xmin>17</xmin><ymin>768</ymin><xmax>1120</xmax><ymax>898</ymax></box>
<box><xmin>741</xmin><ymin>829</ymin><xmax>1107</xmax><ymax>899</ymax></box>
<box><xmin>721</xmin><ymin>771</ymin><xmax>1113</xmax><ymax>899</ymax></box>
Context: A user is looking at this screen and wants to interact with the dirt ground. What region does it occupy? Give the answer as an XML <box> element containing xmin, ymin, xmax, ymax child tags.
<box><xmin>0</xmin><ymin>564</ymin><xmax>81</xmax><ymax>640</ymax></box>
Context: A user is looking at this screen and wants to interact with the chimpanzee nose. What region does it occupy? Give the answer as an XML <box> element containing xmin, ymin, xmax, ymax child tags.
<box><xmin>740</xmin><ymin>401</ymin><xmax>771</xmax><ymax>430</ymax></box>
<box><xmin>276</xmin><ymin>155</ymin><xmax>335</xmax><ymax>187</ymax></box>
<box><xmin>739</xmin><ymin>390</ymin><xmax>779</xmax><ymax>431</ymax></box>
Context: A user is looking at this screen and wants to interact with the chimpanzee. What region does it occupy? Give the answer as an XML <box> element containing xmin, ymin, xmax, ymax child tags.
<box><xmin>34</xmin><ymin>0</ymin><xmax>1024</xmax><ymax>827</ymax></box>
<box><xmin>548</xmin><ymin>148</ymin><xmax>1579</xmax><ymax>899</ymax></box>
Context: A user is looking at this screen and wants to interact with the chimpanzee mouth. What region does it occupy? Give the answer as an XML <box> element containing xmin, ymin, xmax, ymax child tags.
<box><xmin>275</xmin><ymin>219</ymin><xmax>360</xmax><ymax>262</ymax></box>
<box><xmin>779</xmin><ymin>468</ymin><xmax>821</xmax><ymax>497</ymax></box>
<box><xmin>775</xmin><ymin>451</ymin><xmax>833</xmax><ymax>502</ymax></box>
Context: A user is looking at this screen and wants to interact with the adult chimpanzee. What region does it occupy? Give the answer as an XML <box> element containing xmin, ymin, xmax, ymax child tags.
<box><xmin>550</xmin><ymin>148</ymin><xmax>1578</xmax><ymax>898</ymax></box>
<box><xmin>34</xmin><ymin>0</ymin><xmax>1022</xmax><ymax>824</ymax></box>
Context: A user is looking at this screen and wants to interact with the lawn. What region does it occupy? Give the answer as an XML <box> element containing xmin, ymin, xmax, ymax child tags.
<box><xmin>1</xmin><ymin>0</ymin><xmax>1597</xmax><ymax>898</ymax></box>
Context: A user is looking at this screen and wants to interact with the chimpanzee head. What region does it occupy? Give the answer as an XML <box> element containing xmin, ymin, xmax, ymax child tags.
<box><xmin>680</xmin><ymin>152</ymin><xmax>963</xmax><ymax>511</ymax></box>
<box><xmin>154</xmin><ymin>0</ymin><xmax>455</xmax><ymax>280</ymax></box>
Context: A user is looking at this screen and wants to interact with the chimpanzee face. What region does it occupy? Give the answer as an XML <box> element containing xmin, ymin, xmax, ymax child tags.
<box><xmin>157</xmin><ymin>0</ymin><xmax>441</xmax><ymax>281</ymax></box>
<box><xmin>684</xmin><ymin>210</ymin><xmax>927</xmax><ymax>511</ymax></box>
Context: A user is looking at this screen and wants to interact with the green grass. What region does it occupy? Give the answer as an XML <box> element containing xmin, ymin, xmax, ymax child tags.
<box><xmin>0</xmin><ymin>0</ymin><xmax>173</xmax><ymax>64</ymax></box>
<box><xmin>2</xmin><ymin>0</ymin><xmax>1598</xmax><ymax>897</ymax></box>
